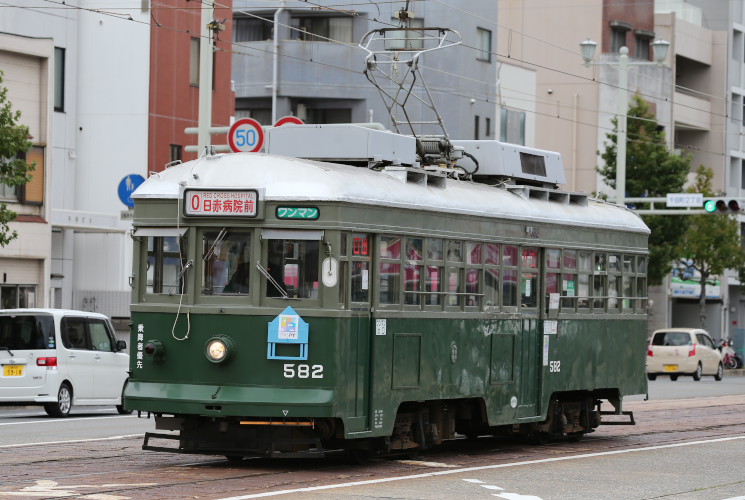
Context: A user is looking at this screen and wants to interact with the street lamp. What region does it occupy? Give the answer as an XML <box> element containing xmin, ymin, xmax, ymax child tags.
<box><xmin>579</xmin><ymin>38</ymin><xmax>669</xmax><ymax>207</ymax></box>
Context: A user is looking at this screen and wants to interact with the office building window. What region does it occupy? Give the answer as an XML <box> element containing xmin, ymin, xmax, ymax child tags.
<box><xmin>170</xmin><ymin>144</ymin><xmax>183</xmax><ymax>163</ymax></box>
<box><xmin>500</xmin><ymin>108</ymin><xmax>526</xmax><ymax>145</ymax></box>
<box><xmin>386</xmin><ymin>17</ymin><xmax>425</xmax><ymax>50</ymax></box>
<box><xmin>234</xmin><ymin>16</ymin><xmax>272</xmax><ymax>42</ymax></box>
<box><xmin>54</xmin><ymin>47</ymin><xmax>65</xmax><ymax>111</ymax></box>
<box><xmin>474</xmin><ymin>115</ymin><xmax>480</xmax><ymax>140</ymax></box>
<box><xmin>477</xmin><ymin>28</ymin><xmax>492</xmax><ymax>62</ymax></box>
<box><xmin>610</xmin><ymin>21</ymin><xmax>632</xmax><ymax>53</ymax></box>
<box><xmin>190</xmin><ymin>38</ymin><xmax>199</xmax><ymax>86</ymax></box>
<box><xmin>292</xmin><ymin>16</ymin><xmax>353</xmax><ymax>43</ymax></box>
<box><xmin>485</xmin><ymin>117</ymin><xmax>491</xmax><ymax>137</ymax></box>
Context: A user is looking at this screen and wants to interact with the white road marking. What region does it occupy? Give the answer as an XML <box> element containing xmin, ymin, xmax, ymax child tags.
<box><xmin>481</xmin><ymin>484</ymin><xmax>505</xmax><ymax>490</ymax></box>
<box><xmin>0</xmin><ymin>415</ymin><xmax>136</xmax><ymax>427</ymax></box>
<box><xmin>492</xmin><ymin>494</ymin><xmax>542</xmax><ymax>500</ymax></box>
<box><xmin>0</xmin><ymin>479</ymin><xmax>156</xmax><ymax>498</ymax></box>
<box><xmin>395</xmin><ymin>460</ymin><xmax>456</xmax><ymax>468</ymax></box>
<box><xmin>463</xmin><ymin>479</ymin><xmax>484</xmax><ymax>483</ymax></box>
<box><xmin>216</xmin><ymin>435</ymin><xmax>745</xmax><ymax>499</ymax></box>
<box><xmin>0</xmin><ymin>434</ymin><xmax>144</xmax><ymax>449</ymax></box>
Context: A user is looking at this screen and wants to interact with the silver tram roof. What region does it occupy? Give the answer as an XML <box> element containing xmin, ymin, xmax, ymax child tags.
<box><xmin>133</xmin><ymin>151</ymin><xmax>648</xmax><ymax>236</ymax></box>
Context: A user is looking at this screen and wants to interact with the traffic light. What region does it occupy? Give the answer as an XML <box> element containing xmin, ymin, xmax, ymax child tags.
<box><xmin>704</xmin><ymin>199</ymin><xmax>741</xmax><ymax>213</ymax></box>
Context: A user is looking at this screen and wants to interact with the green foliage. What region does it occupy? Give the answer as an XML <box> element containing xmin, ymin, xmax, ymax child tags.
<box><xmin>597</xmin><ymin>94</ymin><xmax>691</xmax><ymax>286</ymax></box>
<box><xmin>0</xmin><ymin>69</ymin><xmax>34</xmax><ymax>246</ymax></box>
<box><xmin>680</xmin><ymin>166</ymin><xmax>745</xmax><ymax>327</ymax></box>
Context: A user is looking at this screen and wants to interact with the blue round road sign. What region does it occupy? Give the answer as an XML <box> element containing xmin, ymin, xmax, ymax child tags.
<box><xmin>118</xmin><ymin>174</ymin><xmax>145</xmax><ymax>208</ymax></box>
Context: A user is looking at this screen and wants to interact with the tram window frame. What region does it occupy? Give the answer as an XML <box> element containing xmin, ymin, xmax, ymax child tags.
<box><xmin>636</xmin><ymin>256</ymin><xmax>648</xmax><ymax>312</ymax></box>
<box><xmin>502</xmin><ymin>245</ymin><xmax>519</xmax><ymax>310</ymax></box>
<box><xmin>545</xmin><ymin>248</ymin><xmax>561</xmax><ymax>314</ymax></box>
<box><xmin>592</xmin><ymin>252</ymin><xmax>608</xmax><ymax>312</ymax></box>
<box><xmin>378</xmin><ymin>234</ymin><xmax>402</xmax><ymax>308</ymax></box>
<box><xmin>558</xmin><ymin>249</ymin><xmax>577</xmax><ymax>312</ymax></box>
<box><xmin>465</xmin><ymin>241</ymin><xmax>483</xmax><ymax>310</ymax></box>
<box><xmin>483</xmin><ymin>242</ymin><xmax>500</xmax><ymax>311</ymax></box>
<box><xmin>348</xmin><ymin>232</ymin><xmax>372</xmax><ymax>305</ymax></box>
<box><xmin>424</xmin><ymin>238</ymin><xmax>444</xmax><ymax>310</ymax></box>
<box><xmin>199</xmin><ymin>228</ymin><xmax>253</xmax><ymax>297</ymax></box>
<box><xmin>261</xmin><ymin>230</ymin><xmax>322</xmax><ymax>301</ymax></box>
<box><xmin>607</xmin><ymin>253</ymin><xmax>621</xmax><ymax>311</ymax></box>
<box><xmin>445</xmin><ymin>240</ymin><xmax>465</xmax><ymax>310</ymax></box>
<box><xmin>576</xmin><ymin>250</ymin><xmax>592</xmax><ymax>311</ymax></box>
<box><xmin>520</xmin><ymin>247</ymin><xmax>539</xmax><ymax>309</ymax></box>
<box><xmin>138</xmin><ymin>228</ymin><xmax>190</xmax><ymax>297</ymax></box>
<box><xmin>404</xmin><ymin>237</ymin><xmax>424</xmax><ymax>308</ymax></box>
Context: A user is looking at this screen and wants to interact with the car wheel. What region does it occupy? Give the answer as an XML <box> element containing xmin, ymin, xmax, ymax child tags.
<box><xmin>714</xmin><ymin>363</ymin><xmax>724</xmax><ymax>381</ymax></box>
<box><xmin>44</xmin><ymin>382</ymin><xmax>72</xmax><ymax>418</ymax></box>
<box><xmin>116</xmin><ymin>380</ymin><xmax>132</xmax><ymax>415</ymax></box>
<box><xmin>692</xmin><ymin>363</ymin><xmax>702</xmax><ymax>381</ymax></box>
<box><xmin>647</xmin><ymin>373</ymin><xmax>657</xmax><ymax>381</ymax></box>
<box><xmin>670</xmin><ymin>375</ymin><xmax>678</xmax><ymax>381</ymax></box>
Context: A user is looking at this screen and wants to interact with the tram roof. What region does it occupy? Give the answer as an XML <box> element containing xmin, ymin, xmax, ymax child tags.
<box><xmin>133</xmin><ymin>152</ymin><xmax>649</xmax><ymax>234</ymax></box>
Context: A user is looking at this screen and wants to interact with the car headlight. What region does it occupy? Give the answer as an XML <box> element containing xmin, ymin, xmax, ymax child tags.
<box><xmin>205</xmin><ymin>336</ymin><xmax>235</xmax><ymax>364</ymax></box>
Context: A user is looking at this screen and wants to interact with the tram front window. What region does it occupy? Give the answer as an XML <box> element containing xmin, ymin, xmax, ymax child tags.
<box><xmin>266</xmin><ymin>239</ymin><xmax>320</xmax><ymax>299</ymax></box>
<box><xmin>202</xmin><ymin>229</ymin><xmax>252</xmax><ymax>295</ymax></box>
<box><xmin>146</xmin><ymin>234</ymin><xmax>188</xmax><ymax>295</ymax></box>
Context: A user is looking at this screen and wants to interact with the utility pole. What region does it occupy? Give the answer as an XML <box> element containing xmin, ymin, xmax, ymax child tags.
<box><xmin>198</xmin><ymin>0</ymin><xmax>215</xmax><ymax>154</ymax></box>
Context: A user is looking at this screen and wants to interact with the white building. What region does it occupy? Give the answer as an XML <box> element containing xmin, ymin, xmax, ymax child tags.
<box><xmin>0</xmin><ymin>1</ymin><xmax>150</xmax><ymax>330</ymax></box>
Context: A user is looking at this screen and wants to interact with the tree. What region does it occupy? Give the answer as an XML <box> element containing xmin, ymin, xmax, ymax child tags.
<box><xmin>0</xmin><ymin>69</ymin><xmax>34</xmax><ymax>246</ymax></box>
<box><xmin>598</xmin><ymin>94</ymin><xmax>691</xmax><ymax>286</ymax></box>
<box><xmin>678</xmin><ymin>166</ymin><xmax>745</xmax><ymax>329</ymax></box>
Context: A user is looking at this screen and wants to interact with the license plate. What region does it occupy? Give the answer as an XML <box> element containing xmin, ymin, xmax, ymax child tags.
<box><xmin>3</xmin><ymin>365</ymin><xmax>23</xmax><ymax>377</ymax></box>
<box><xmin>663</xmin><ymin>364</ymin><xmax>678</xmax><ymax>372</ymax></box>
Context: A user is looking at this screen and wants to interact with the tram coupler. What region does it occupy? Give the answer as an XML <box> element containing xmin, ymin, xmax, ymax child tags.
<box><xmin>599</xmin><ymin>410</ymin><xmax>636</xmax><ymax>425</ymax></box>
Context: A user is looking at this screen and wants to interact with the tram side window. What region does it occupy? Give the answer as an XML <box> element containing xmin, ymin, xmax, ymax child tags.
<box><xmin>484</xmin><ymin>243</ymin><xmax>499</xmax><ymax>310</ymax></box>
<box><xmin>577</xmin><ymin>251</ymin><xmax>592</xmax><ymax>309</ymax></box>
<box><xmin>465</xmin><ymin>242</ymin><xmax>482</xmax><ymax>308</ymax></box>
<box><xmin>266</xmin><ymin>239</ymin><xmax>319</xmax><ymax>298</ymax></box>
<box><xmin>201</xmin><ymin>229</ymin><xmax>252</xmax><ymax>295</ymax></box>
<box><xmin>607</xmin><ymin>253</ymin><xmax>621</xmax><ymax>310</ymax></box>
<box><xmin>405</xmin><ymin>238</ymin><xmax>423</xmax><ymax>306</ymax></box>
<box><xmin>425</xmin><ymin>239</ymin><xmax>444</xmax><ymax>307</ymax></box>
<box><xmin>545</xmin><ymin>248</ymin><xmax>560</xmax><ymax>313</ymax></box>
<box><xmin>350</xmin><ymin>233</ymin><xmax>371</xmax><ymax>303</ymax></box>
<box><xmin>637</xmin><ymin>256</ymin><xmax>648</xmax><ymax>311</ymax></box>
<box><xmin>379</xmin><ymin>235</ymin><xmax>401</xmax><ymax>305</ymax></box>
<box><xmin>561</xmin><ymin>249</ymin><xmax>577</xmax><ymax>311</ymax></box>
<box><xmin>521</xmin><ymin>247</ymin><xmax>538</xmax><ymax>308</ymax></box>
<box><xmin>147</xmin><ymin>234</ymin><xmax>189</xmax><ymax>294</ymax></box>
<box><xmin>446</xmin><ymin>240</ymin><xmax>465</xmax><ymax>308</ymax></box>
<box><xmin>502</xmin><ymin>245</ymin><xmax>518</xmax><ymax>308</ymax></box>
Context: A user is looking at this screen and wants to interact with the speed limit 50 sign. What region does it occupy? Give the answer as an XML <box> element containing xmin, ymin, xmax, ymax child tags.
<box><xmin>228</xmin><ymin>118</ymin><xmax>265</xmax><ymax>153</ymax></box>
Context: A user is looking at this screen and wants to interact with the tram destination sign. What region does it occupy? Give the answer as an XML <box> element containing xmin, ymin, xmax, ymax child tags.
<box><xmin>184</xmin><ymin>189</ymin><xmax>258</xmax><ymax>217</ymax></box>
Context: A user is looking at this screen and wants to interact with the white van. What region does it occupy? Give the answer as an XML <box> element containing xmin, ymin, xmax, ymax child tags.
<box><xmin>0</xmin><ymin>309</ymin><xmax>130</xmax><ymax>417</ymax></box>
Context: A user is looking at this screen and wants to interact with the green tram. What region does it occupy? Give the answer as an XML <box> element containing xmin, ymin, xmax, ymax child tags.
<box><xmin>125</xmin><ymin>124</ymin><xmax>649</xmax><ymax>459</ymax></box>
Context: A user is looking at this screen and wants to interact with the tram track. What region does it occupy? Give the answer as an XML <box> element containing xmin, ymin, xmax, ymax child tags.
<box><xmin>1</xmin><ymin>396</ymin><xmax>744</xmax><ymax>499</ymax></box>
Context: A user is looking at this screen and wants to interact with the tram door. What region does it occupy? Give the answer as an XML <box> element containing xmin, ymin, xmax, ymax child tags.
<box><xmin>517</xmin><ymin>247</ymin><xmax>541</xmax><ymax>419</ymax></box>
<box><xmin>346</xmin><ymin>234</ymin><xmax>372</xmax><ymax>432</ymax></box>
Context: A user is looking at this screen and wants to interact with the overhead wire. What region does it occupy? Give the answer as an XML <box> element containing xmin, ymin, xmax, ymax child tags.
<box><xmin>18</xmin><ymin>0</ymin><xmax>737</xmax><ymax>157</ymax></box>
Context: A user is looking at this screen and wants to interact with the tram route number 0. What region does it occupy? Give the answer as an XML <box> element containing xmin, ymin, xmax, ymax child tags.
<box><xmin>283</xmin><ymin>363</ymin><xmax>324</xmax><ymax>379</ymax></box>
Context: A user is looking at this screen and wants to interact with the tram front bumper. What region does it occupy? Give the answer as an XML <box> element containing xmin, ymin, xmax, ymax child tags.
<box><xmin>124</xmin><ymin>381</ymin><xmax>337</xmax><ymax>417</ymax></box>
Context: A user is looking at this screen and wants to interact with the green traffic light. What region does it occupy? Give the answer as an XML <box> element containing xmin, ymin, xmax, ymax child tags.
<box><xmin>704</xmin><ymin>200</ymin><xmax>717</xmax><ymax>213</ymax></box>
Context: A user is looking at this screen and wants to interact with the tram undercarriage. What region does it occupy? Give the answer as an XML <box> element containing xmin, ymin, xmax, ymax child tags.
<box><xmin>141</xmin><ymin>393</ymin><xmax>631</xmax><ymax>460</ymax></box>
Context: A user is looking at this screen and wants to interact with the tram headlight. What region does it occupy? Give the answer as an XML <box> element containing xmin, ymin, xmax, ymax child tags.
<box><xmin>205</xmin><ymin>336</ymin><xmax>235</xmax><ymax>364</ymax></box>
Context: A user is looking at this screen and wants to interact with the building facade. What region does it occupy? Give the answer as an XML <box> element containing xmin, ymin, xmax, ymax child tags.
<box><xmin>231</xmin><ymin>1</ymin><xmax>497</xmax><ymax>141</ymax></box>
<box><xmin>0</xmin><ymin>1</ymin><xmax>234</xmax><ymax>333</ymax></box>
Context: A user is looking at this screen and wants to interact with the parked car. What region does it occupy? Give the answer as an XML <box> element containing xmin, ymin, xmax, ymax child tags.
<box><xmin>0</xmin><ymin>309</ymin><xmax>130</xmax><ymax>417</ymax></box>
<box><xmin>646</xmin><ymin>328</ymin><xmax>724</xmax><ymax>381</ymax></box>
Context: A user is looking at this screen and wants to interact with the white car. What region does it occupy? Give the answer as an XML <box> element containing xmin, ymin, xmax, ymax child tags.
<box><xmin>646</xmin><ymin>328</ymin><xmax>724</xmax><ymax>381</ymax></box>
<box><xmin>0</xmin><ymin>309</ymin><xmax>130</xmax><ymax>417</ymax></box>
